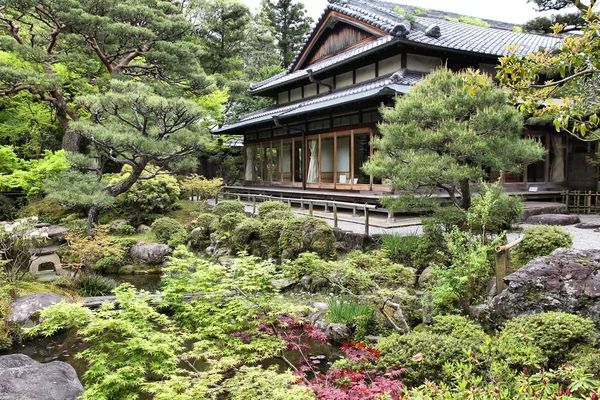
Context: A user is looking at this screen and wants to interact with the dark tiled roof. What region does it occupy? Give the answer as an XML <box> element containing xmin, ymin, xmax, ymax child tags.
<box><xmin>215</xmin><ymin>71</ymin><xmax>421</xmax><ymax>134</ymax></box>
<box><xmin>249</xmin><ymin>35</ymin><xmax>397</xmax><ymax>92</ymax></box>
<box><xmin>249</xmin><ymin>0</ymin><xmax>561</xmax><ymax>93</ymax></box>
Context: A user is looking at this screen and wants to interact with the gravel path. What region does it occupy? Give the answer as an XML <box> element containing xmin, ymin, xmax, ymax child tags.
<box><xmin>507</xmin><ymin>214</ymin><xmax>600</xmax><ymax>251</ymax></box>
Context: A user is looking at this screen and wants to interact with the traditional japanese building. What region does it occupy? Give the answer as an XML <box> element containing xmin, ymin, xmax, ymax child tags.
<box><xmin>214</xmin><ymin>0</ymin><xmax>599</xmax><ymax>195</ymax></box>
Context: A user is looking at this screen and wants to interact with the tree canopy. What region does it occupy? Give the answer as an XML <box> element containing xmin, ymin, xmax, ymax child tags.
<box><xmin>364</xmin><ymin>68</ymin><xmax>546</xmax><ymax>210</ymax></box>
<box><xmin>260</xmin><ymin>0</ymin><xmax>313</xmax><ymax>67</ymax></box>
<box><xmin>0</xmin><ymin>0</ymin><xmax>212</xmax><ymax>151</ymax></box>
<box><xmin>498</xmin><ymin>0</ymin><xmax>600</xmax><ymax>140</ymax></box>
<box><xmin>523</xmin><ymin>0</ymin><xmax>589</xmax><ymax>32</ymax></box>
<box><xmin>46</xmin><ymin>80</ymin><xmax>214</xmax><ymax>232</ymax></box>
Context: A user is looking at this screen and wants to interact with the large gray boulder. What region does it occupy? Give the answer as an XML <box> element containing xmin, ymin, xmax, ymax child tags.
<box><xmin>525</xmin><ymin>214</ymin><xmax>580</xmax><ymax>226</ymax></box>
<box><xmin>8</xmin><ymin>293</ymin><xmax>72</xmax><ymax>328</ymax></box>
<box><xmin>487</xmin><ymin>249</ymin><xmax>600</xmax><ymax>326</ymax></box>
<box><xmin>130</xmin><ymin>242</ymin><xmax>172</xmax><ymax>265</ymax></box>
<box><xmin>0</xmin><ymin>354</ymin><xmax>83</xmax><ymax>400</ymax></box>
<box><xmin>326</xmin><ymin>323</ymin><xmax>351</xmax><ymax>343</ymax></box>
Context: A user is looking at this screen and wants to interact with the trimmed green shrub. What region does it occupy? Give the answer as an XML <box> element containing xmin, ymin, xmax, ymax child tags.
<box><xmin>426</xmin><ymin>315</ymin><xmax>487</xmax><ymax>344</ymax></box>
<box><xmin>213</xmin><ymin>200</ymin><xmax>245</xmax><ymax>218</ymax></box>
<box><xmin>279</xmin><ymin>216</ymin><xmax>335</xmax><ymax>259</ymax></box>
<box><xmin>261</xmin><ymin>219</ymin><xmax>288</xmax><ymax>256</ymax></box>
<box><xmin>115</xmin><ymin>167</ymin><xmax>181</xmax><ymax>215</ymax></box>
<box><xmin>233</xmin><ymin>218</ymin><xmax>262</xmax><ymax>251</ymax></box>
<box><xmin>115</xmin><ymin>224</ymin><xmax>136</xmax><ymax>235</ymax></box>
<box><xmin>257</xmin><ymin>201</ymin><xmax>291</xmax><ymax>221</ymax></box>
<box><xmin>167</xmin><ymin>231</ymin><xmax>189</xmax><ymax>248</ymax></box>
<box><xmin>497</xmin><ymin>312</ymin><xmax>597</xmax><ymax>368</ymax></box>
<box><xmin>93</xmin><ymin>255</ymin><xmax>125</xmax><ymax>273</ymax></box>
<box><xmin>377</xmin><ymin>331</ymin><xmax>471</xmax><ymax>386</ymax></box>
<box><xmin>109</xmin><ymin>237</ymin><xmax>138</xmax><ymax>253</ymax></box>
<box><xmin>194</xmin><ymin>213</ymin><xmax>218</xmax><ymax>237</ymax></box>
<box><xmin>512</xmin><ymin>225</ymin><xmax>573</xmax><ymax>267</ymax></box>
<box><xmin>151</xmin><ymin>217</ymin><xmax>186</xmax><ymax>244</ymax></box>
<box><xmin>570</xmin><ymin>345</ymin><xmax>600</xmax><ymax>376</ymax></box>
<box><xmin>344</xmin><ymin>250</ymin><xmax>415</xmax><ymax>288</ymax></box>
<box><xmin>284</xmin><ymin>252</ymin><xmax>326</xmax><ymax>280</ymax></box>
<box><xmin>217</xmin><ymin>212</ymin><xmax>246</xmax><ymax>234</ymax></box>
<box><xmin>75</xmin><ymin>274</ymin><xmax>119</xmax><ymax>296</ymax></box>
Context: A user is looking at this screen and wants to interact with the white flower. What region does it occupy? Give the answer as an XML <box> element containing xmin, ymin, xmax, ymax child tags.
<box><xmin>40</xmin><ymin>232</ymin><xmax>49</xmax><ymax>238</ymax></box>
<box><xmin>4</xmin><ymin>226</ymin><xmax>13</xmax><ymax>233</ymax></box>
<box><xmin>30</xmin><ymin>216</ymin><xmax>39</xmax><ymax>221</ymax></box>
<box><xmin>29</xmin><ymin>231</ymin><xmax>40</xmax><ymax>237</ymax></box>
<box><xmin>13</xmin><ymin>221</ymin><xmax>20</xmax><ymax>227</ymax></box>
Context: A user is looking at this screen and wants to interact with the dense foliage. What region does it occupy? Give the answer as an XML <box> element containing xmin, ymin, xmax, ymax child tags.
<box><xmin>498</xmin><ymin>0</ymin><xmax>600</xmax><ymax>139</ymax></box>
<box><xmin>365</xmin><ymin>68</ymin><xmax>545</xmax><ymax>210</ymax></box>
<box><xmin>512</xmin><ymin>225</ymin><xmax>574</xmax><ymax>267</ymax></box>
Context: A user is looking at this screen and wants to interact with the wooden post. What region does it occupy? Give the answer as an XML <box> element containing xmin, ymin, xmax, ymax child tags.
<box><xmin>495</xmin><ymin>251</ymin><xmax>508</xmax><ymax>295</ymax></box>
<box><xmin>252</xmin><ymin>196</ymin><xmax>256</xmax><ymax>215</ymax></box>
<box><xmin>215</xmin><ymin>192</ymin><xmax>219</xmax><ymax>205</ymax></box>
<box><xmin>364</xmin><ymin>205</ymin><xmax>369</xmax><ymax>236</ymax></box>
<box><xmin>309</xmin><ymin>201</ymin><xmax>313</xmax><ymax>216</ymax></box>
<box><xmin>494</xmin><ymin>236</ymin><xmax>523</xmax><ymax>295</ymax></box>
<box><xmin>324</xmin><ymin>201</ymin><xmax>329</xmax><ymax>213</ymax></box>
<box><xmin>333</xmin><ymin>204</ymin><xmax>338</xmax><ymax>228</ymax></box>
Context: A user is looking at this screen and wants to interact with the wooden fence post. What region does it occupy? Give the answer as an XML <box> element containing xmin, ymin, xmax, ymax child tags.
<box><xmin>309</xmin><ymin>201</ymin><xmax>313</xmax><ymax>216</ymax></box>
<box><xmin>364</xmin><ymin>205</ymin><xmax>369</xmax><ymax>236</ymax></box>
<box><xmin>333</xmin><ymin>204</ymin><xmax>338</xmax><ymax>229</ymax></box>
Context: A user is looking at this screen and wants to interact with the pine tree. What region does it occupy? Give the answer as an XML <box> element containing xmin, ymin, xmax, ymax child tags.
<box><xmin>0</xmin><ymin>0</ymin><xmax>211</xmax><ymax>152</ymax></box>
<box><xmin>364</xmin><ymin>68</ymin><xmax>546</xmax><ymax>210</ymax></box>
<box><xmin>260</xmin><ymin>0</ymin><xmax>313</xmax><ymax>67</ymax></box>
<box><xmin>522</xmin><ymin>0</ymin><xmax>587</xmax><ymax>33</ymax></box>
<box><xmin>45</xmin><ymin>80</ymin><xmax>215</xmax><ymax>233</ymax></box>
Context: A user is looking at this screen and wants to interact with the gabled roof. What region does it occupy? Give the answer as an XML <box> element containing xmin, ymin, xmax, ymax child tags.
<box><xmin>249</xmin><ymin>0</ymin><xmax>562</xmax><ymax>94</ymax></box>
<box><xmin>214</xmin><ymin>70</ymin><xmax>421</xmax><ymax>134</ymax></box>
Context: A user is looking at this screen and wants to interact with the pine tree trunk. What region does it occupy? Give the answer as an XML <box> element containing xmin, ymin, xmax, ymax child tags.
<box><xmin>459</xmin><ymin>179</ymin><xmax>472</xmax><ymax>210</ymax></box>
<box><xmin>87</xmin><ymin>204</ymin><xmax>100</xmax><ymax>236</ymax></box>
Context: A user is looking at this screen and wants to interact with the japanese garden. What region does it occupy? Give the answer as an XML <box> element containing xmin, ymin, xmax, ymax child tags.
<box><xmin>2</xmin><ymin>0</ymin><xmax>600</xmax><ymax>399</ymax></box>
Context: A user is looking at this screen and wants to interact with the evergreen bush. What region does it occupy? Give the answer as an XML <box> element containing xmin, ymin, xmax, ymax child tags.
<box><xmin>217</xmin><ymin>212</ymin><xmax>246</xmax><ymax>234</ymax></box>
<box><xmin>115</xmin><ymin>224</ymin><xmax>136</xmax><ymax>236</ymax></box>
<box><xmin>279</xmin><ymin>216</ymin><xmax>335</xmax><ymax>259</ymax></box>
<box><xmin>497</xmin><ymin>312</ymin><xmax>597</xmax><ymax>368</ymax></box>
<box><xmin>193</xmin><ymin>213</ymin><xmax>218</xmax><ymax>237</ymax></box>
<box><xmin>151</xmin><ymin>217</ymin><xmax>186</xmax><ymax>244</ymax></box>
<box><xmin>512</xmin><ymin>225</ymin><xmax>573</xmax><ymax>267</ymax></box>
<box><xmin>93</xmin><ymin>255</ymin><xmax>125</xmax><ymax>273</ymax></box>
<box><xmin>233</xmin><ymin>218</ymin><xmax>262</xmax><ymax>251</ymax></box>
<box><xmin>213</xmin><ymin>199</ymin><xmax>245</xmax><ymax>218</ymax></box>
<box><xmin>257</xmin><ymin>201</ymin><xmax>292</xmax><ymax>221</ymax></box>
<box><xmin>377</xmin><ymin>331</ymin><xmax>471</xmax><ymax>386</ymax></box>
<box><xmin>260</xmin><ymin>218</ymin><xmax>290</xmax><ymax>256</ymax></box>
<box><xmin>116</xmin><ymin>167</ymin><xmax>181</xmax><ymax>215</ymax></box>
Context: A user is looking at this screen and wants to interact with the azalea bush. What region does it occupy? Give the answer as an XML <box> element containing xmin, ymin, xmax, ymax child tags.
<box><xmin>0</xmin><ymin>216</ymin><xmax>48</xmax><ymax>283</ymax></box>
